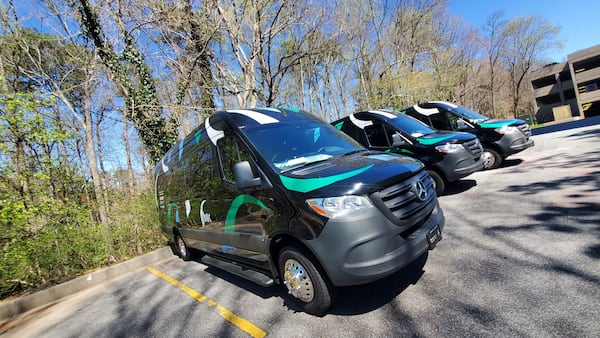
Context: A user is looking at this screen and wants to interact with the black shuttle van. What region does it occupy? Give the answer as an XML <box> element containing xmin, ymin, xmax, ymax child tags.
<box><xmin>332</xmin><ymin>110</ymin><xmax>484</xmax><ymax>195</ymax></box>
<box><xmin>154</xmin><ymin>107</ymin><xmax>445</xmax><ymax>316</ymax></box>
<box><xmin>402</xmin><ymin>101</ymin><xmax>535</xmax><ymax>169</ymax></box>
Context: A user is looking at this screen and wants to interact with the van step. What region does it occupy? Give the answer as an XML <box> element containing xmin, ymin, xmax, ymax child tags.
<box><xmin>200</xmin><ymin>255</ymin><xmax>275</xmax><ymax>287</ymax></box>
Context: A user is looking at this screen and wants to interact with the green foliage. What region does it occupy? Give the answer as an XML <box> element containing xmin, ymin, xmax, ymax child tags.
<box><xmin>105</xmin><ymin>191</ymin><xmax>166</xmax><ymax>260</ymax></box>
<box><xmin>0</xmin><ymin>190</ymin><xmax>166</xmax><ymax>299</ymax></box>
<box><xmin>0</xmin><ymin>195</ymin><xmax>99</xmax><ymax>297</ymax></box>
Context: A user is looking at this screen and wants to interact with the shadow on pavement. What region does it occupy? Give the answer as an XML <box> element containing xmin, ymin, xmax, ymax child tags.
<box><xmin>442</xmin><ymin>179</ymin><xmax>477</xmax><ymax>196</ymax></box>
<box><xmin>174</xmin><ymin>244</ymin><xmax>430</xmax><ymax>316</ymax></box>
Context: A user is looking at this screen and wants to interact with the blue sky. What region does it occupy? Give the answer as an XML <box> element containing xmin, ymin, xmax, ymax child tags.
<box><xmin>448</xmin><ymin>0</ymin><xmax>600</xmax><ymax>62</ymax></box>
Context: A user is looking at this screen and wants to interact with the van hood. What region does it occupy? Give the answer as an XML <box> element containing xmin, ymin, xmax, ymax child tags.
<box><xmin>278</xmin><ymin>151</ymin><xmax>423</xmax><ymax>196</ymax></box>
<box><xmin>417</xmin><ymin>131</ymin><xmax>475</xmax><ymax>145</ymax></box>
<box><xmin>478</xmin><ymin>119</ymin><xmax>524</xmax><ymax>129</ymax></box>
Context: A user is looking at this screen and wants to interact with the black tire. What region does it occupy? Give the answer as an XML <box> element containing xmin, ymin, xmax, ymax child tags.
<box><xmin>482</xmin><ymin>148</ymin><xmax>502</xmax><ymax>170</ymax></box>
<box><xmin>427</xmin><ymin>170</ymin><xmax>445</xmax><ymax>195</ymax></box>
<box><xmin>174</xmin><ymin>233</ymin><xmax>191</xmax><ymax>261</ymax></box>
<box><xmin>278</xmin><ymin>246</ymin><xmax>336</xmax><ymax>316</ymax></box>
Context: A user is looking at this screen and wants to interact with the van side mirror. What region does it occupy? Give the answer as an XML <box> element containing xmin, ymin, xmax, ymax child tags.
<box><xmin>392</xmin><ymin>134</ymin><xmax>406</xmax><ymax>147</ymax></box>
<box><xmin>233</xmin><ymin>161</ymin><xmax>262</xmax><ymax>190</ymax></box>
<box><xmin>457</xmin><ymin>119</ymin><xmax>467</xmax><ymax>130</ymax></box>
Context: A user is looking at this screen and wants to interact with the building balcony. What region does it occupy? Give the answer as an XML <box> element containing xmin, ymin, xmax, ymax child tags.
<box><xmin>533</xmin><ymin>80</ymin><xmax>575</xmax><ymax>98</ymax></box>
<box><xmin>574</xmin><ymin>67</ymin><xmax>600</xmax><ymax>84</ymax></box>
<box><xmin>579</xmin><ymin>90</ymin><xmax>600</xmax><ymax>104</ymax></box>
<box><xmin>533</xmin><ymin>84</ymin><xmax>561</xmax><ymax>97</ymax></box>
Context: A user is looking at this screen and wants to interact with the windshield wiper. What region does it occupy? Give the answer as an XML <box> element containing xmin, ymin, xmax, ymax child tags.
<box><xmin>280</xmin><ymin>158</ymin><xmax>331</xmax><ymax>173</ymax></box>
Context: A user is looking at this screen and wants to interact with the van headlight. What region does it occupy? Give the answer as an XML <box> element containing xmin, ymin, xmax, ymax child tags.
<box><xmin>495</xmin><ymin>125</ymin><xmax>518</xmax><ymax>134</ymax></box>
<box><xmin>306</xmin><ymin>195</ymin><xmax>373</xmax><ymax>218</ymax></box>
<box><xmin>435</xmin><ymin>143</ymin><xmax>464</xmax><ymax>153</ymax></box>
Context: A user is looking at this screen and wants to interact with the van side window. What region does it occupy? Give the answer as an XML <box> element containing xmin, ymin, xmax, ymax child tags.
<box><xmin>365</xmin><ymin>125</ymin><xmax>390</xmax><ymax>148</ymax></box>
<box><xmin>186</xmin><ymin>137</ymin><xmax>214</xmax><ymax>198</ymax></box>
<box><xmin>407</xmin><ymin>109</ymin><xmax>430</xmax><ymax>125</ymax></box>
<box><xmin>339</xmin><ymin>120</ymin><xmax>368</xmax><ymax>147</ymax></box>
<box><xmin>446</xmin><ymin>112</ymin><xmax>460</xmax><ymax>130</ymax></box>
<box><xmin>429</xmin><ymin>112</ymin><xmax>453</xmax><ymax>130</ymax></box>
<box><xmin>217</xmin><ymin>130</ymin><xmax>253</xmax><ymax>184</ymax></box>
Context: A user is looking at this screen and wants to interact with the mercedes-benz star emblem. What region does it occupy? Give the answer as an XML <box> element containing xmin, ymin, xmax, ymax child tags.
<box><xmin>413</xmin><ymin>180</ymin><xmax>427</xmax><ymax>201</ymax></box>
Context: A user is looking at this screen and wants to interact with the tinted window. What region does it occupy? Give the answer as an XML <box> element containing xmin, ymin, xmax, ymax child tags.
<box><xmin>449</xmin><ymin>106</ymin><xmax>488</xmax><ymax>122</ymax></box>
<box><xmin>429</xmin><ymin>111</ymin><xmax>453</xmax><ymax>130</ymax></box>
<box><xmin>339</xmin><ymin>119</ymin><xmax>369</xmax><ymax>147</ymax></box>
<box><xmin>387</xmin><ymin>115</ymin><xmax>436</xmax><ymax>138</ymax></box>
<box><xmin>217</xmin><ymin>125</ymin><xmax>253</xmax><ymax>184</ymax></box>
<box><xmin>241</xmin><ymin>120</ymin><xmax>362</xmax><ymax>172</ymax></box>
<box><xmin>365</xmin><ymin>125</ymin><xmax>390</xmax><ymax>148</ymax></box>
<box><xmin>402</xmin><ymin>108</ymin><xmax>430</xmax><ymax>125</ymax></box>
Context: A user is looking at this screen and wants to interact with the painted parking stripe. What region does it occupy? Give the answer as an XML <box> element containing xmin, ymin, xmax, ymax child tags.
<box><xmin>146</xmin><ymin>267</ymin><xmax>267</xmax><ymax>338</ymax></box>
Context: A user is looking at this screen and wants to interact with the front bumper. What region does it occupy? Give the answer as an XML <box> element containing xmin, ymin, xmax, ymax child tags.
<box><xmin>496</xmin><ymin>134</ymin><xmax>535</xmax><ymax>156</ymax></box>
<box><xmin>435</xmin><ymin>151</ymin><xmax>485</xmax><ymax>182</ymax></box>
<box><xmin>306</xmin><ymin>200</ymin><xmax>445</xmax><ymax>287</ymax></box>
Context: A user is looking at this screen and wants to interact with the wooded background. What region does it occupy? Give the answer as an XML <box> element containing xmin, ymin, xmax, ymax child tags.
<box><xmin>0</xmin><ymin>0</ymin><xmax>561</xmax><ymax>298</ymax></box>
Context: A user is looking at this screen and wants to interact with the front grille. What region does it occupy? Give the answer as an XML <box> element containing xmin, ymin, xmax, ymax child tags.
<box><xmin>464</xmin><ymin>138</ymin><xmax>483</xmax><ymax>158</ymax></box>
<box><xmin>370</xmin><ymin>170</ymin><xmax>436</xmax><ymax>227</ymax></box>
<box><xmin>518</xmin><ymin>124</ymin><xmax>531</xmax><ymax>138</ymax></box>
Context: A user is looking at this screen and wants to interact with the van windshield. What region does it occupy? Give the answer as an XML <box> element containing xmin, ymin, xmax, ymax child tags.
<box><xmin>241</xmin><ymin>121</ymin><xmax>363</xmax><ymax>172</ymax></box>
<box><xmin>450</xmin><ymin>106</ymin><xmax>489</xmax><ymax>123</ymax></box>
<box><xmin>387</xmin><ymin>115</ymin><xmax>437</xmax><ymax>138</ymax></box>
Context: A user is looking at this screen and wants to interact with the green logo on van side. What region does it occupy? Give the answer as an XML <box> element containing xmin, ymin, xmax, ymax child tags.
<box><xmin>225</xmin><ymin>195</ymin><xmax>271</xmax><ymax>233</ymax></box>
<box><xmin>279</xmin><ymin>164</ymin><xmax>374</xmax><ymax>193</ymax></box>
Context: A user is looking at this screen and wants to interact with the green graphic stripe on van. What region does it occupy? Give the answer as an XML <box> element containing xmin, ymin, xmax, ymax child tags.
<box><xmin>334</xmin><ymin>121</ymin><xmax>344</xmax><ymax>130</ymax></box>
<box><xmin>417</xmin><ymin>134</ymin><xmax>455</xmax><ymax>145</ymax></box>
<box><xmin>279</xmin><ymin>164</ymin><xmax>374</xmax><ymax>193</ymax></box>
<box><xmin>479</xmin><ymin>119</ymin><xmax>519</xmax><ymax>128</ymax></box>
<box><xmin>225</xmin><ymin>195</ymin><xmax>271</xmax><ymax>233</ymax></box>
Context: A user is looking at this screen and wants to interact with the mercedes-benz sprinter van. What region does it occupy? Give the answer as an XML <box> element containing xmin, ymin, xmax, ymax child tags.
<box><xmin>332</xmin><ymin>110</ymin><xmax>484</xmax><ymax>194</ymax></box>
<box><xmin>154</xmin><ymin>107</ymin><xmax>445</xmax><ymax>316</ymax></box>
<box><xmin>403</xmin><ymin>101</ymin><xmax>534</xmax><ymax>169</ymax></box>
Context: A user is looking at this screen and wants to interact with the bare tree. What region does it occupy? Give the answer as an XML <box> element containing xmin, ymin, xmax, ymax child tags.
<box><xmin>137</xmin><ymin>0</ymin><xmax>219</xmax><ymax>136</ymax></box>
<box><xmin>500</xmin><ymin>16</ymin><xmax>561</xmax><ymax>117</ymax></box>
<box><xmin>481</xmin><ymin>11</ymin><xmax>507</xmax><ymax>118</ymax></box>
<box><xmin>122</xmin><ymin>110</ymin><xmax>136</xmax><ymax>194</ymax></box>
<box><xmin>207</xmin><ymin>0</ymin><xmax>334</xmax><ymax>108</ymax></box>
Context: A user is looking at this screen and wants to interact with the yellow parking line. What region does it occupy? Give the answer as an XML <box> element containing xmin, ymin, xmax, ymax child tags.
<box><xmin>147</xmin><ymin>267</ymin><xmax>267</xmax><ymax>338</ymax></box>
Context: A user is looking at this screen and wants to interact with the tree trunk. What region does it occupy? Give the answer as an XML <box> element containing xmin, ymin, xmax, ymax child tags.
<box><xmin>94</xmin><ymin>113</ymin><xmax>110</xmax><ymax>214</ymax></box>
<box><xmin>82</xmin><ymin>95</ymin><xmax>108</xmax><ymax>224</ymax></box>
<box><xmin>123</xmin><ymin>106</ymin><xmax>136</xmax><ymax>195</ymax></box>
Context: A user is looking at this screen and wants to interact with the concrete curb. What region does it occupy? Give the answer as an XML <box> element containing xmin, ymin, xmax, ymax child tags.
<box><xmin>0</xmin><ymin>246</ymin><xmax>174</xmax><ymax>324</ymax></box>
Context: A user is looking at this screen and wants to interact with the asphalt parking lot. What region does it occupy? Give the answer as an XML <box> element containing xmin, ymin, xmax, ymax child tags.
<box><xmin>1</xmin><ymin>118</ymin><xmax>599</xmax><ymax>337</ymax></box>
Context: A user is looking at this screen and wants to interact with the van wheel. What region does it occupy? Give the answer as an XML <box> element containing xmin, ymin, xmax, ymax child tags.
<box><xmin>279</xmin><ymin>246</ymin><xmax>336</xmax><ymax>316</ymax></box>
<box><xmin>175</xmin><ymin>234</ymin><xmax>191</xmax><ymax>261</ymax></box>
<box><xmin>482</xmin><ymin>148</ymin><xmax>502</xmax><ymax>170</ymax></box>
<box><xmin>427</xmin><ymin>170</ymin><xmax>445</xmax><ymax>195</ymax></box>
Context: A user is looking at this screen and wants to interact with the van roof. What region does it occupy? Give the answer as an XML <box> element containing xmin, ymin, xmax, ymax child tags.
<box><xmin>154</xmin><ymin>107</ymin><xmax>324</xmax><ymax>175</ymax></box>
